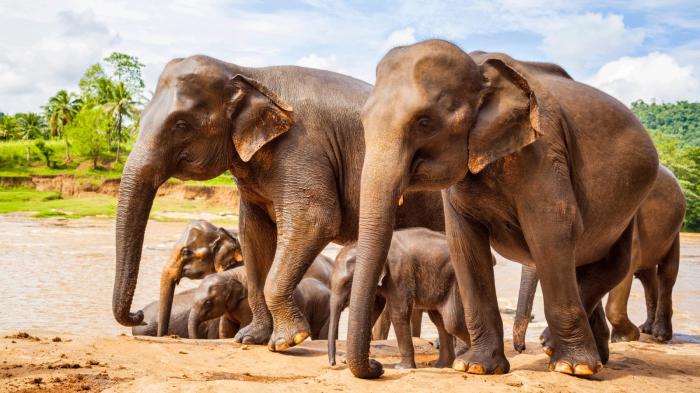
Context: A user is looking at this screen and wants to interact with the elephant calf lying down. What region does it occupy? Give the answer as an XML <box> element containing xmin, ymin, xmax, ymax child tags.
<box><xmin>132</xmin><ymin>288</ymin><xmax>220</xmax><ymax>339</ymax></box>
<box><xmin>188</xmin><ymin>266</ymin><xmax>331</xmax><ymax>340</ymax></box>
<box><xmin>329</xmin><ymin>228</ymin><xmax>470</xmax><ymax>369</ymax></box>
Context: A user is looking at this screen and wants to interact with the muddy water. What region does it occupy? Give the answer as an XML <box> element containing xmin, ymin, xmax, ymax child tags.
<box><xmin>1</xmin><ymin>215</ymin><xmax>699</xmax><ymax>343</ymax></box>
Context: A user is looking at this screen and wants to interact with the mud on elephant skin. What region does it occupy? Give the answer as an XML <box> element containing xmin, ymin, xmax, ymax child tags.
<box><xmin>513</xmin><ymin>165</ymin><xmax>685</xmax><ymax>352</ymax></box>
<box><xmin>347</xmin><ymin>39</ymin><xmax>659</xmax><ymax>378</ymax></box>
<box><xmin>188</xmin><ymin>266</ymin><xmax>331</xmax><ymax>341</ymax></box>
<box><xmin>153</xmin><ymin>220</ymin><xmax>242</xmax><ymax>337</ymax></box>
<box><xmin>329</xmin><ymin>228</ymin><xmax>469</xmax><ymax>369</ymax></box>
<box><xmin>133</xmin><ymin>288</ymin><xmax>220</xmax><ymax>339</ymax></box>
<box><xmin>112</xmin><ymin>55</ymin><xmax>445</xmax><ymax>352</ymax></box>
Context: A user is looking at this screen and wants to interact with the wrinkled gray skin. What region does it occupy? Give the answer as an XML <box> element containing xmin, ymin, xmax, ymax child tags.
<box><xmin>188</xmin><ymin>267</ymin><xmax>331</xmax><ymax>340</ymax></box>
<box><xmin>513</xmin><ymin>166</ymin><xmax>685</xmax><ymax>351</ymax></box>
<box><xmin>132</xmin><ymin>288</ymin><xmax>220</xmax><ymax>339</ymax></box>
<box><xmin>156</xmin><ymin>220</ymin><xmax>242</xmax><ymax>336</ymax></box>
<box><xmin>348</xmin><ymin>40</ymin><xmax>659</xmax><ymax>378</ymax></box>
<box><xmin>330</xmin><ymin>228</ymin><xmax>470</xmax><ymax>369</ymax></box>
<box><xmin>112</xmin><ymin>55</ymin><xmax>445</xmax><ymax>351</ymax></box>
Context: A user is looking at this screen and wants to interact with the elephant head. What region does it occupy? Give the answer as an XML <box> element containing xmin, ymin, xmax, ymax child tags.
<box><xmin>157</xmin><ymin>220</ymin><xmax>243</xmax><ymax>336</ymax></box>
<box><xmin>188</xmin><ymin>267</ymin><xmax>249</xmax><ymax>339</ymax></box>
<box><xmin>113</xmin><ymin>56</ymin><xmax>295</xmax><ymax>328</ymax></box>
<box><xmin>328</xmin><ymin>243</ymin><xmax>386</xmax><ymax>366</ymax></box>
<box><xmin>347</xmin><ymin>40</ymin><xmax>545</xmax><ymax>378</ymax></box>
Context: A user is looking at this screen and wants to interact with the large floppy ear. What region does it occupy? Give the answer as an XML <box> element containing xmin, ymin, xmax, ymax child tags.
<box><xmin>468</xmin><ymin>58</ymin><xmax>543</xmax><ymax>174</ymax></box>
<box><xmin>228</xmin><ymin>74</ymin><xmax>296</xmax><ymax>162</ymax></box>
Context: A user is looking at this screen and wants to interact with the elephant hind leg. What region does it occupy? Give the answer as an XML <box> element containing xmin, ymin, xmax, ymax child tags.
<box><xmin>636</xmin><ymin>267</ymin><xmax>659</xmax><ymax>334</ymax></box>
<box><xmin>605</xmin><ymin>270</ymin><xmax>639</xmax><ymax>343</ymax></box>
<box><xmin>428</xmin><ymin>310</ymin><xmax>454</xmax><ymax>368</ymax></box>
<box><xmin>653</xmin><ymin>235</ymin><xmax>680</xmax><ymax>342</ymax></box>
<box><xmin>589</xmin><ymin>302</ymin><xmax>610</xmax><ymax>364</ymax></box>
<box><xmin>372</xmin><ymin>298</ymin><xmax>391</xmax><ymax>340</ymax></box>
<box><xmin>411</xmin><ymin>309</ymin><xmax>423</xmax><ymax>338</ymax></box>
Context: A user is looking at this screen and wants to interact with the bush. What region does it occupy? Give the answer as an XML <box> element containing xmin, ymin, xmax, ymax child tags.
<box><xmin>65</xmin><ymin>107</ymin><xmax>110</xmax><ymax>169</ymax></box>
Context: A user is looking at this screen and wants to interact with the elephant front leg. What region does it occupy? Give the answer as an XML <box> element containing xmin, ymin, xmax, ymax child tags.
<box><xmin>233</xmin><ymin>201</ymin><xmax>277</xmax><ymax>345</ymax></box>
<box><xmin>388</xmin><ymin>296</ymin><xmax>416</xmax><ymax>369</ymax></box>
<box><xmin>636</xmin><ymin>267</ymin><xmax>659</xmax><ymax>334</ymax></box>
<box><xmin>265</xmin><ymin>203</ymin><xmax>337</xmax><ymax>351</ymax></box>
<box><xmin>443</xmin><ymin>197</ymin><xmax>509</xmax><ymax>375</ymax></box>
<box><xmin>605</xmin><ymin>271</ymin><xmax>639</xmax><ymax>342</ymax></box>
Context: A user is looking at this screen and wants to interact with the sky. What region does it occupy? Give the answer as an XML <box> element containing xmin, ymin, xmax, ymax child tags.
<box><xmin>1</xmin><ymin>0</ymin><xmax>699</xmax><ymax>114</ymax></box>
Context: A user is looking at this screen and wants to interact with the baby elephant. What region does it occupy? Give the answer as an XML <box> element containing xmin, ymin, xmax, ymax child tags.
<box><xmin>188</xmin><ymin>266</ymin><xmax>331</xmax><ymax>340</ymax></box>
<box><xmin>132</xmin><ymin>288</ymin><xmax>220</xmax><ymax>338</ymax></box>
<box><xmin>329</xmin><ymin>228</ymin><xmax>470</xmax><ymax>369</ymax></box>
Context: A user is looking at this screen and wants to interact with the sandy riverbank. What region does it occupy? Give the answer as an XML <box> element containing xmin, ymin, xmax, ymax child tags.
<box><xmin>1</xmin><ymin>331</ymin><xmax>699</xmax><ymax>392</ymax></box>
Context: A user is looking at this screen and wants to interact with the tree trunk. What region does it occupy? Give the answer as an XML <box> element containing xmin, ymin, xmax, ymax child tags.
<box><xmin>26</xmin><ymin>143</ymin><xmax>30</xmax><ymax>165</ymax></box>
<box><xmin>116</xmin><ymin>113</ymin><xmax>122</xmax><ymax>163</ymax></box>
<box><xmin>64</xmin><ymin>133</ymin><xmax>71</xmax><ymax>162</ymax></box>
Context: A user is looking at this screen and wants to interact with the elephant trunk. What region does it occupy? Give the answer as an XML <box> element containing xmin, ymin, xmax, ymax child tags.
<box><xmin>157</xmin><ymin>260</ymin><xmax>179</xmax><ymax>336</ymax></box>
<box><xmin>328</xmin><ymin>294</ymin><xmax>345</xmax><ymax>366</ymax></box>
<box><xmin>346</xmin><ymin>148</ymin><xmax>408</xmax><ymax>379</ymax></box>
<box><xmin>112</xmin><ymin>155</ymin><xmax>162</xmax><ymax>326</ymax></box>
<box><xmin>188</xmin><ymin>305</ymin><xmax>202</xmax><ymax>339</ymax></box>
<box><xmin>513</xmin><ymin>264</ymin><xmax>538</xmax><ymax>353</ymax></box>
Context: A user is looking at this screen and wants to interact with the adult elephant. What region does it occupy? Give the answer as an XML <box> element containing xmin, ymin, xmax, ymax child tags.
<box><xmin>112</xmin><ymin>55</ymin><xmax>444</xmax><ymax>351</ymax></box>
<box><xmin>513</xmin><ymin>165</ymin><xmax>685</xmax><ymax>350</ymax></box>
<box><xmin>347</xmin><ymin>39</ymin><xmax>658</xmax><ymax>378</ymax></box>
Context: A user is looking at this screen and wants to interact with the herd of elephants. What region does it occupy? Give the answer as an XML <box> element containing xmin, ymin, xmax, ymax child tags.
<box><xmin>114</xmin><ymin>39</ymin><xmax>686</xmax><ymax>379</ymax></box>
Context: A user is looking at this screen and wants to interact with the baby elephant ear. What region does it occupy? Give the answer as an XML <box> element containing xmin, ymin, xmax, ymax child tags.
<box><xmin>228</xmin><ymin>74</ymin><xmax>296</xmax><ymax>162</ymax></box>
<box><xmin>468</xmin><ymin>58</ymin><xmax>543</xmax><ymax>174</ymax></box>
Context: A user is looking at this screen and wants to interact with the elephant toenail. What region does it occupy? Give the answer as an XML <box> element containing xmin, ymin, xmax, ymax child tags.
<box><xmin>543</xmin><ymin>346</ymin><xmax>553</xmax><ymax>356</ymax></box>
<box><xmin>554</xmin><ymin>361</ymin><xmax>573</xmax><ymax>374</ymax></box>
<box><xmin>452</xmin><ymin>359</ymin><xmax>468</xmax><ymax>372</ymax></box>
<box><xmin>293</xmin><ymin>331</ymin><xmax>308</xmax><ymax>345</ymax></box>
<box><xmin>595</xmin><ymin>362</ymin><xmax>603</xmax><ymax>373</ymax></box>
<box><xmin>467</xmin><ymin>363</ymin><xmax>486</xmax><ymax>374</ymax></box>
<box><xmin>573</xmin><ymin>364</ymin><xmax>594</xmax><ymax>375</ymax></box>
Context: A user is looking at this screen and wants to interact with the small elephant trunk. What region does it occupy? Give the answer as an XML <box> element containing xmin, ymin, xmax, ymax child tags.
<box><xmin>328</xmin><ymin>296</ymin><xmax>344</xmax><ymax>366</ymax></box>
<box><xmin>187</xmin><ymin>306</ymin><xmax>202</xmax><ymax>339</ymax></box>
<box><xmin>513</xmin><ymin>264</ymin><xmax>538</xmax><ymax>353</ymax></box>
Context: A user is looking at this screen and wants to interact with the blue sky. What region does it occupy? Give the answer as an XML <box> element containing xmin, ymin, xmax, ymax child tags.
<box><xmin>1</xmin><ymin>0</ymin><xmax>699</xmax><ymax>113</ymax></box>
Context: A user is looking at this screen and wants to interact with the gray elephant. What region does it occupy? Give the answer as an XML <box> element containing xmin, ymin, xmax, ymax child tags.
<box><xmin>154</xmin><ymin>220</ymin><xmax>243</xmax><ymax>336</ymax></box>
<box><xmin>329</xmin><ymin>228</ymin><xmax>470</xmax><ymax>369</ymax></box>
<box><xmin>513</xmin><ymin>165</ymin><xmax>685</xmax><ymax>351</ymax></box>
<box><xmin>112</xmin><ymin>55</ymin><xmax>446</xmax><ymax>352</ymax></box>
<box><xmin>188</xmin><ymin>267</ymin><xmax>331</xmax><ymax>340</ymax></box>
<box><xmin>347</xmin><ymin>40</ymin><xmax>659</xmax><ymax>378</ymax></box>
<box><xmin>132</xmin><ymin>288</ymin><xmax>220</xmax><ymax>339</ymax></box>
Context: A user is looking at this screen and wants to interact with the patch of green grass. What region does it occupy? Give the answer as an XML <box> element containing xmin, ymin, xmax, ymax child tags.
<box><xmin>0</xmin><ymin>188</ymin><xmax>116</xmax><ymax>218</ymax></box>
<box><xmin>166</xmin><ymin>172</ymin><xmax>237</xmax><ymax>188</ymax></box>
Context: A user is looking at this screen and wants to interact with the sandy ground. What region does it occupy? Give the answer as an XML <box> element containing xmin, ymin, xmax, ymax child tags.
<box><xmin>1</xmin><ymin>331</ymin><xmax>699</xmax><ymax>392</ymax></box>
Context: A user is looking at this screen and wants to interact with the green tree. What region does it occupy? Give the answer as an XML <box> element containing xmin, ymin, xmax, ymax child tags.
<box><xmin>45</xmin><ymin>90</ymin><xmax>82</xmax><ymax>162</ymax></box>
<box><xmin>0</xmin><ymin>114</ymin><xmax>18</xmax><ymax>141</ymax></box>
<box><xmin>66</xmin><ymin>107</ymin><xmax>110</xmax><ymax>169</ymax></box>
<box><xmin>103</xmin><ymin>52</ymin><xmax>145</xmax><ymax>96</ymax></box>
<box><xmin>102</xmin><ymin>82</ymin><xmax>139</xmax><ymax>162</ymax></box>
<box><xmin>16</xmin><ymin>113</ymin><xmax>47</xmax><ymax>163</ymax></box>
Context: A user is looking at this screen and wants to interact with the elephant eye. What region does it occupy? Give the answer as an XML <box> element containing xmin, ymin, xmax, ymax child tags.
<box><xmin>181</xmin><ymin>248</ymin><xmax>192</xmax><ymax>257</ymax></box>
<box><xmin>175</xmin><ymin>120</ymin><xmax>189</xmax><ymax>130</ymax></box>
<box><xmin>414</xmin><ymin>116</ymin><xmax>434</xmax><ymax>135</ymax></box>
<box><xmin>204</xmin><ymin>300</ymin><xmax>212</xmax><ymax>307</ymax></box>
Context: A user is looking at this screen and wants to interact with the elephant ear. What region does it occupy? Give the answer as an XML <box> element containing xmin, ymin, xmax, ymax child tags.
<box><xmin>211</xmin><ymin>227</ymin><xmax>243</xmax><ymax>271</ymax></box>
<box><xmin>468</xmin><ymin>58</ymin><xmax>543</xmax><ymax>174</ymax></box>
<box><xmin>228</xmin><ymin>74</ymin><xmax>296</xmax><ymax>162</ymax></box>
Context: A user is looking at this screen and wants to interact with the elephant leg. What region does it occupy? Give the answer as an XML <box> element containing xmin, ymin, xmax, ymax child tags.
<box><xmin>219</xmin><ymin>316</ymin><xmax>240</xmax><ymax>339</ymax></box>
<box><xmin>372</xmin><ymin>297</ymin><xmax>391</xmax><ymax>340</ymax></box>
<box><xmin>637</xmin><ymin>267</ymin><xmax>659</xmax><ymax>334</ymax></box>
<box><xmin>233</xmin><ymin>201</ymin><xmax>277</xmax><ymax>345</ymax></box>
<box><xmin>428</xmin><ymin>310</ymin><xmax>454</xmax><ymax>368</ymax></box>
<box><xmin>589</xmin><ymin>301</ymin><xmax>610</xmax><ymax>364</ymax></box>
<box><xmin>411</xmin><ymin>310</ymin><xmax>422</xmax><ymax>338</ymax></box>
<box><xmin>264</xmin><ymin>203</ymin><xmax>337</xmax><ymax>351</ymax></box>
<box><xmin>443</xmin><ymin>197</ymin><xmax>508</xmax><ymax>375</ymax></box>
<box><xmin>388</xmin><ymin>296</ymin><xmax>416</xmax><ymax>369</ymax></box>
<box><xmin>605</xmin><ymin>270</ymin><xmax>639</xmax><ymax>343</ymax></box>
<box><xmin>440</xmin><ymin>284</ymin><xmax>471</xmax><ymax>349</ymax></box>
<box><xmin>653</xmin><ymin>235</ymin><xmax>680</xmax><ymax>342</ymax></box>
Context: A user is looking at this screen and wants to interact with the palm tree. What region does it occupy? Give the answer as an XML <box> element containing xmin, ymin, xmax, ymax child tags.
<box><xmin>45</xmin><ymin>90</ymin><xmax>82</xmax><ymax>162</ymax></box>
<box><xmin>16</xmin><ymin>113</ymin><xmax>47</xmax><ymax>163</ymax></box>
<box><xmin>0</xmin><ymin>114</ymin><xmax>18</xmax><ymax>141</ymax></box>
<box><xmin>102</xmin><ymin>82</ymin><xmax>138</xmax><ymax>162</ymax></box>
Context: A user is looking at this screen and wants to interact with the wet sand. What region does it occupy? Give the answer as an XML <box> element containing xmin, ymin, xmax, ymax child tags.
<box><xmin>1</xmin><ymin>215</ymin><xmax>699</xmax><ymax>391</ymax></box>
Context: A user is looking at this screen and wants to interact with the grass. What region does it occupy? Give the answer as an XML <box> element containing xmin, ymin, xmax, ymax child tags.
<box><xmin>0</xmin><ymin>187</ymin><xmax>238</xmax><ymax>222</ymax></box>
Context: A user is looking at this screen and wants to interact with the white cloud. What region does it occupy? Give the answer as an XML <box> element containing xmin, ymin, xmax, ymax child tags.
<box><xmin>380</xmin><ymin>27</ymin><xmax>416</xmax><ymax>53</ymax></box>
<box><xmin>586</xmin><ymin>52</ymin><xmax>700</xmax><ymax>105</ymax></box>
<box><xmin>538</xmin><ymin>13</ymin><xmax>645</xmax><ymax>75</ymax></box>
<box><xmin>296</xmin><ymin>53</ymin><xmax>338</xmax><ymax>70</ymax></box>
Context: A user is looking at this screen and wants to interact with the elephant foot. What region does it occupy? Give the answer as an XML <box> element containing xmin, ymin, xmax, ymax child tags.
<box><xmin>433</xmin><ymin>355</ymin><xmax>454</xmax><ymax>368</ymax></box>
<box><xmin>394</xmin><ymin>358</ymin><xmax>416</xmax><ymax>369</ymax></box>
<box><xmin>639</xmin><ymin>319</ymin><xmax>654</xmax><ymax>335</ymax></box>
<box><xmin>233</xmin><ymin>320</ymin><xmax>272</xmax><ymax>345</ymax></box>
<box><xmin>610</xmin><ymin>324</ymin><xmax>640</xmax><ymax>343</ymax></box>
<box><xmin>267</xmin><ymin>316</ymin><xmax>310</xmax><ymax>352</ymax></box>
<box><xmin>651</xmin><ymin>320</ymin><xmax>672</xmax><ymax>342</ymax></box>
<box><xmin>548</xmin><ymin>347</ymin><xmax>603</xmax><ymax>377</ymax></box>
<box><xmin>452</xmin><ymin>348</ymin><xmax>509</xmax><ymax>375</ymax></box>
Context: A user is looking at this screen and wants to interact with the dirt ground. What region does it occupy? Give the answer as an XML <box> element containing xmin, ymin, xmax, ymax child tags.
<box><xmin>1</xmin><ymin>331</ymin><xmax>698</xmax><ymax>392</ymax></box>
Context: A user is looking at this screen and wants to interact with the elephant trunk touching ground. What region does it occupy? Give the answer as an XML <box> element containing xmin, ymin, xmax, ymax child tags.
<box><xmin>346</xmin><ymin>148</ymin><xmax>409</xmax><ymax>378</ymax></box>
<box><xmin>328</xmin><ymin>295</ymin><xmax>344</xmax><ymax>366</ymax></box>
<box><xmin>113</xmin><ymin>154</ymin><xmax>163</xmax><ymax>327</ymax></box>
<box><xmin>513</xmin><ymin>265</ymin><xmax>538</xmax><ymax>352</ymax></box>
